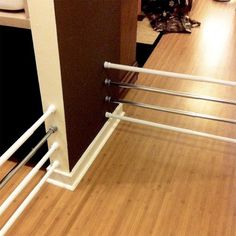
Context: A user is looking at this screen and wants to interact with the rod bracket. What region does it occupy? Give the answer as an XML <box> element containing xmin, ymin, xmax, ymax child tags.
<box><xmin>49</xmin><ymin>126</ymin><xmax>58</xmax><ymax>133</ymax></box>
<box><xmin>104</xmin><ymin>78</ymin><xmax>111</xmax><ymax>86</ymax></box>
<box><xmin>105</xmin><ymin>96</ymin><xmax>111</xmax><ymax>102</ymax></box>
<box><xmin>104</xmin><ymin>61</ymin><xmax>111</xmax><ymax>68</ymax></box>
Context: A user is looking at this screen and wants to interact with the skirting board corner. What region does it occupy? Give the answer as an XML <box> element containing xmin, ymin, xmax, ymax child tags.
<box><xmin>47</xmin><ymin>104</ymin><xmax>124</xmax><ymax>191</ymax></box>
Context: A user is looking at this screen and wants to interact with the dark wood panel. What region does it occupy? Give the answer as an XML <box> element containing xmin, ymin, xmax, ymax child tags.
<box><xmin>120</xmin><ymin>0</ymin><xmax>138</xmax><ymax>67</ymax></box>
<box><xmin>3</xmin><ymin>1</ymin><xmax>236</xmax><ymax>235</ymax></box>
<box><xmin>54</xmin><ymin>0</ymin><xmax>137</xmax><ymax>170</ymax></box>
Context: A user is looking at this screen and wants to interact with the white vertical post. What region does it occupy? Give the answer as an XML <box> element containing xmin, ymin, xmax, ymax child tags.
<box><xmin>0</xmin><ymin>161</ymin><xmax>59</xmax><ymax>236</ymax></box>
<box><xmin>0</xmin><ymin>143</ymin><xmax>58</xmax><ymax>217</ymax></box>
<box><xmin>0</xmin><ymin>105</ymin><xmax>56</xmax><ymax>167</ymax></box>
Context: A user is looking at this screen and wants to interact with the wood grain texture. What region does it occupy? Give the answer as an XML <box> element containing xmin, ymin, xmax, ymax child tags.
<box><xmin>0</xmin><ymin>161</ymin><xmax>45</xmax><ymax>229</ymax></box>
<box><xmin>0</xmin><ymin>10</ymin><xmax>30</xmax><ymax>29</ymax></box>
<box><xmin>54</xmin><ymin>0</ymin><xmax>138</xmax><ymax>170</ymax></box>
<box><xmin>2</xmin><ymin>0</ymin><xmax>236</xmax><ymax>235</ymax></box>
<box><xmin>137</xmin><ymin>17</ymin><xmax>160</xmax><ymax>45</ymax></box>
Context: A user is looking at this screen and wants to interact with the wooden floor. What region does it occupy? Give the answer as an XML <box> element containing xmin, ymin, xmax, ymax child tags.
<box><xmin>2</xmin><ymin>0</ymin><xmax>236</xmax><ymax>235</ymax></box>
<box><xmin>136</xmin><ymin>17</ymin><xmax>160</xmax><ymax>44</ymax></box>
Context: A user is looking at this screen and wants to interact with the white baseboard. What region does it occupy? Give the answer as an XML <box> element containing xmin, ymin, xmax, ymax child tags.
<box><xmin>47</xmin><ymin>104</ymin><xmax>124</xmax><ymax>191</ymax></box>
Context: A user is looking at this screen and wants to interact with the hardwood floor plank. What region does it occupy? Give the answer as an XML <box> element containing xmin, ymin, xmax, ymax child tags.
<box><xmin>2</xmin><ymin>0</ymin><xmax>236</xmax><ymax>235</ymax></box>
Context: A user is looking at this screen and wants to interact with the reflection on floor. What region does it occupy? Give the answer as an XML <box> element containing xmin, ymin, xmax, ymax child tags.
<box><xmin>1</xmin><ymin>0</ymin><xmax>236</xmax><ymax>235</ymax></box>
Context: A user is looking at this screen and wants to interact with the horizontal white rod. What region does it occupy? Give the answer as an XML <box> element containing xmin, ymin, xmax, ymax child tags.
<box><xmin>0</xmin><ymin>105</ymin><xmax>56</xmax><ymax>167</ymax></box>
<box><xmin>0</xmin><ymin>127</ymin><xmax>57</xmax><ymax>189</ymax></box>
<box><xmin>104</xmin><ymin>62</ymin><xmax>236</xmax><ymax>87</ymax></box>
<box><xmin>0</xmin><ymin>161</ymin><xmax>59</xmax><ymax>236</ymax></box>
<box><xmin>106</xmin><ymin>112</ymin><xmax>236</xmax><ymax>144</ymax></box>
<box><xmin>0</xmin><ymin>143</ymin><xmax>58</xmax><ymax>217</ymax></box>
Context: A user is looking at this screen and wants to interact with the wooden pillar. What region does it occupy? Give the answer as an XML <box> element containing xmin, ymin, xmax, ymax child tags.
<box><xmin>28</xmin><ymin>0</ymin><xmax>137</xmax><ymax>189</ymax></box>
<box><xmin>53</xmin><ymin>0</ymin><xmax>138</xmax><ymax>170</ymax></box>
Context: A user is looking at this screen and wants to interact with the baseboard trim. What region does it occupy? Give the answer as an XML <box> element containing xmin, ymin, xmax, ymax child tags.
<box><xmin>47</xmin><ymin>104</ymin><xmax>124</xmax><ymax>191</ymax></box>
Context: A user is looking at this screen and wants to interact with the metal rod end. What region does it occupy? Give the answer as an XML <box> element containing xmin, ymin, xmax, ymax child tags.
<box><xmin>104</xmin><ymin>61</ymin><xmax>111</xmax><ymax>68</ymax></box>
<box><xmin>105</xmin><ymin>112</ymin><xmax>111</xmax><ymax>118</ymax></box>
<box><xmin>104</xmin><ymin>79</ymin><xmax>111</xmax><ymax>86</ymax></box>
<box><xmin>51</xmin><ymin>142</ymin><xmax>59</xmax><ymax>150</ymax></box>
<box><xmin>49</xmin><ymin>126</ymin><xmax>58</xmax><ymax>133</ymax></box>
<box><xmin>48</xmin><ymin>104</ymin><xmax>56</xmax><ymax>113</ymax></box>
<box><xmin>52</xmin><ymin>160</ymin><xmax>60</xmax><ymax>169</ymax></box>
<box><xmin>105</xmin><ymin>96</ymin><xmax>111</xmax><ymax>102</ymax></box>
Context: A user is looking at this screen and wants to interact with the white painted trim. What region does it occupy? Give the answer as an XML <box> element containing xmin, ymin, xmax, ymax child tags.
<box><xmin>47</xmin><ymin>104</ymin><xmax>124</xmax><ymax>191</ymax></box>
<box><xmin>28</xmin><ymin>0</ymin><xmax>70</xmax><ymax>172</ymax></box>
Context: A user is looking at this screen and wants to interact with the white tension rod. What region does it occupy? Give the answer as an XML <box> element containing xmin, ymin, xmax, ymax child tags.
<box><xmin>0</xmin><ymin>161</ymin><xmax>59</xmax><ymax>236</ymax></box>
<box><xmin>104</xmin><ymin>62</ymin><xmax>236</xmax><ymax>87</ymax></box>
<box><xmin>105</xmin><ymin>112</ymin><xmax>236</xmax><ymax>144</ymax></box>
<box><xmin>0</xmin><ymin>105</ymin><xmax>56</xmax><ymax>167</ymax></box>
<box><xmin>0</xmin><ymin>143</ymin><xmax>58</xmax><ymax>217</ymax></box>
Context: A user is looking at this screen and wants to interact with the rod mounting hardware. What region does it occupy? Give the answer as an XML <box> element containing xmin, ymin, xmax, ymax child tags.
<box><xmin>104</xmin><ymin>78</ymin><xmax>111</xmax><ymax>86</ymax></box>
<box><xmin>105</xmin><ymin>96</ymin><xmax>111</xmax><ymax>102</ymax></box>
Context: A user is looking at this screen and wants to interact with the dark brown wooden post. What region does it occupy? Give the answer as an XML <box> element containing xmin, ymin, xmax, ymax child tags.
<box><xmin>54</xmin><ymin>0</ymin><xmax>138</xmax><ymax>170</ymax></box>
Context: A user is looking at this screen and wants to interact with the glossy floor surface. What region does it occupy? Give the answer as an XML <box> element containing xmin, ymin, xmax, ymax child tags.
<box><xmin>1</xmin><ymin>0</ymin><xmax>236</xmax><ymax>235</ymax></box>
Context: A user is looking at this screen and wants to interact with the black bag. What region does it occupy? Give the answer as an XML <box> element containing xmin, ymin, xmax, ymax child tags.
<box><xmin>142</xmin><ymin>0</ymin><xmax>200</xmax><ymax>34</ymax></box>
<box><xmin>142</xmin><ymin>0</ymin><xmax>192</xmax><ymax>15</ymax></box>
